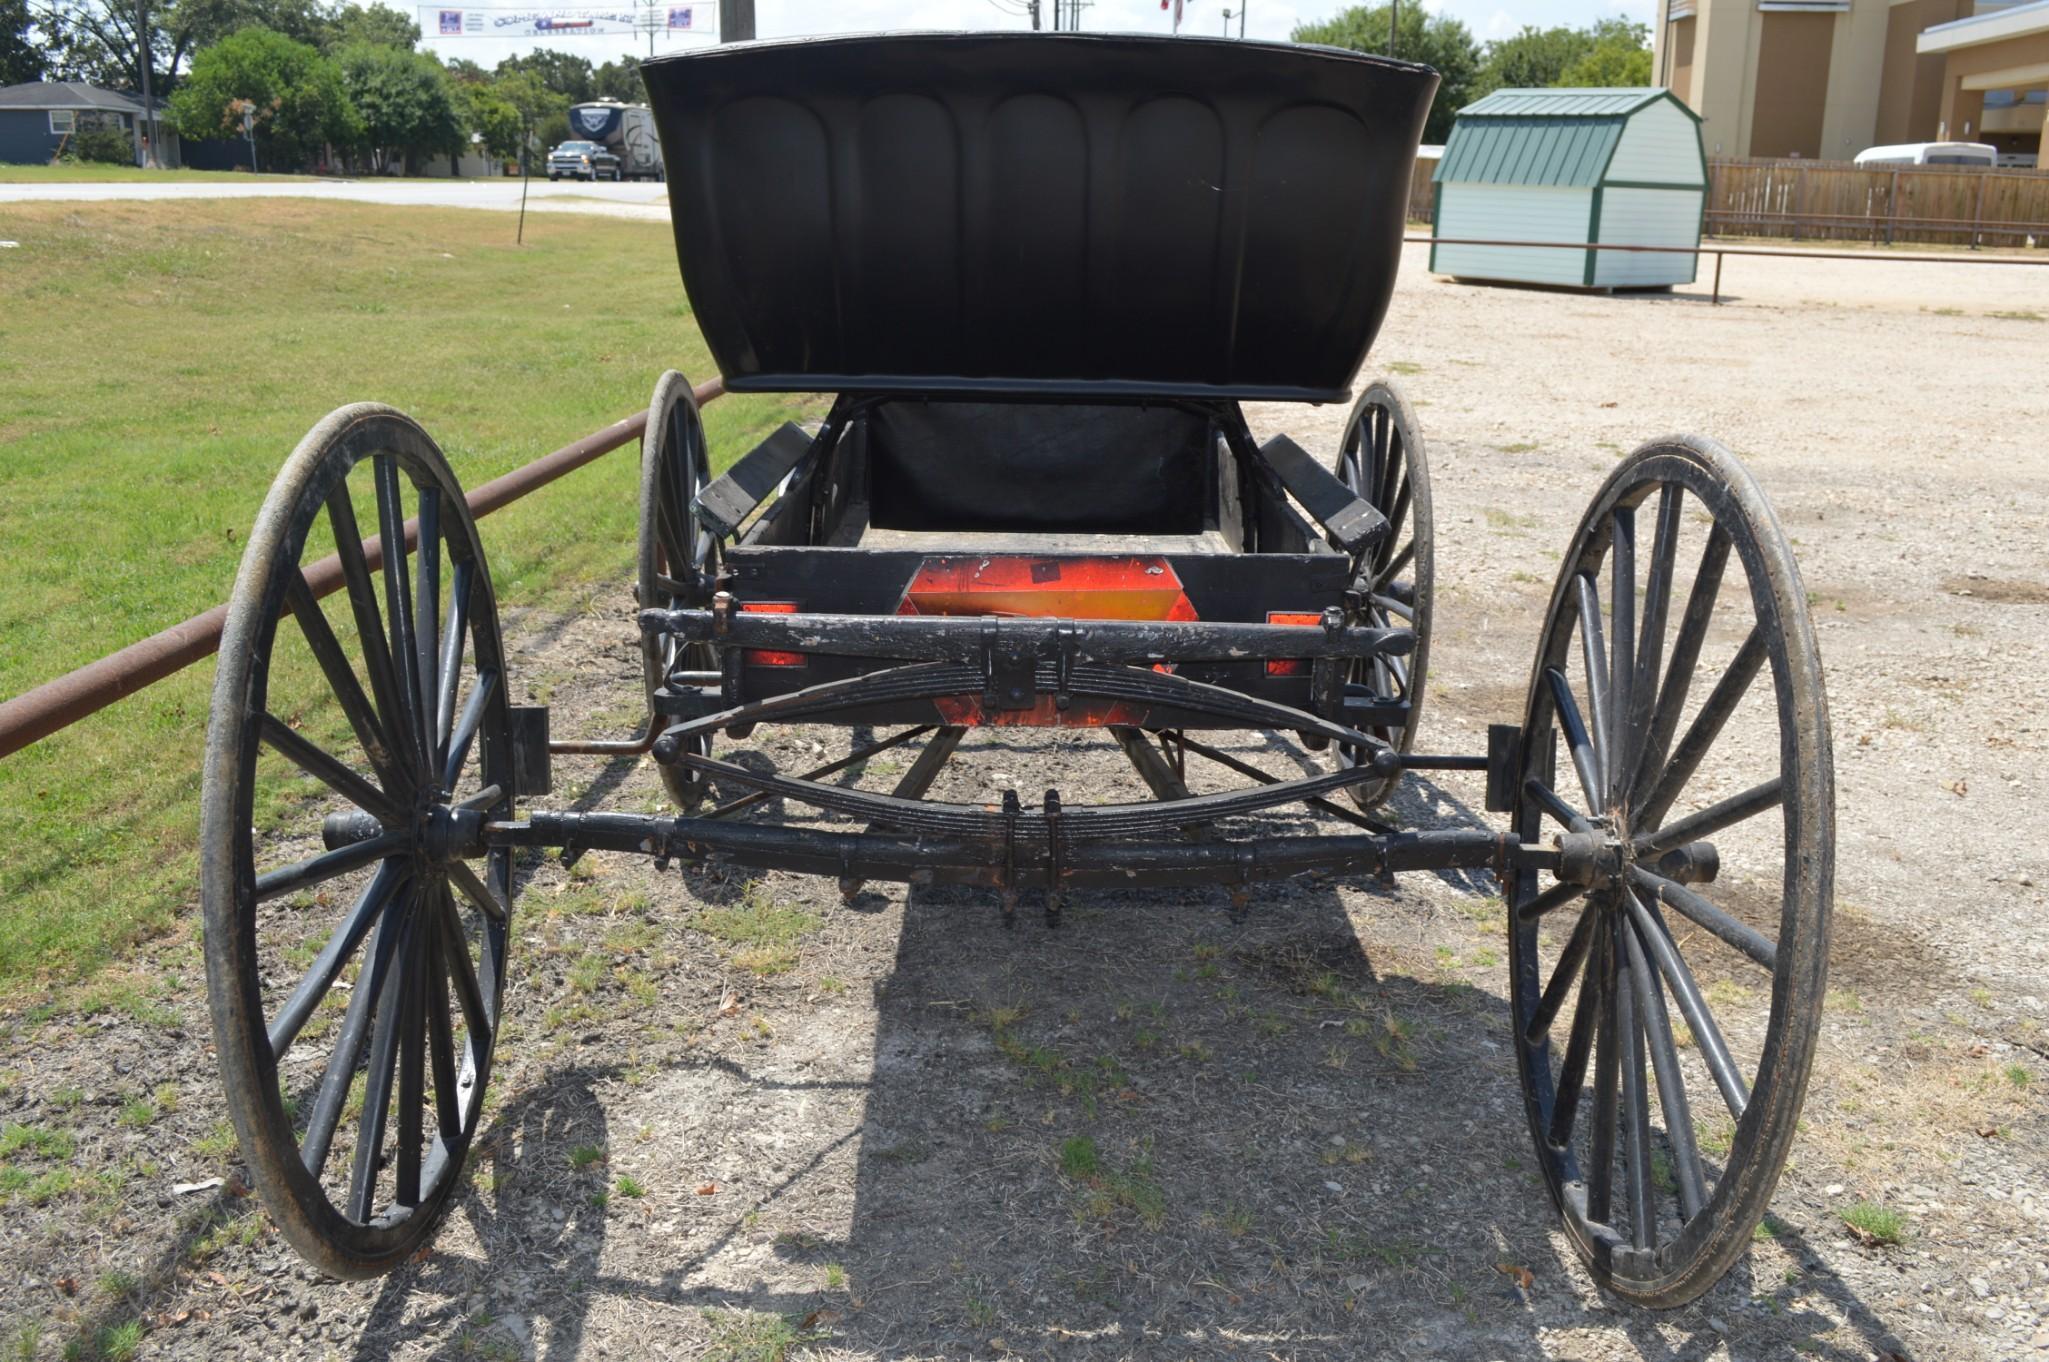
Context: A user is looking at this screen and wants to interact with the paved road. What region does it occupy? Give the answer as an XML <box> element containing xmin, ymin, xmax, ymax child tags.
<box><xmin>0</xmin><ymin>176</ymin><xmax>672</xmax><ymax>219</ymax></box>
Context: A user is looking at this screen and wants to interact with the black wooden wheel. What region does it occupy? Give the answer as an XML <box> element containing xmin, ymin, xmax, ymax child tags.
<box><xmin>638</xmin><ymin>370</ymin><xmax>720</xmax><ymax>811</ymax></box>
<box><xmin>202</xmin><ymin>404</ymin><xmax>515</xmax><ymax>1279</ymax></box>
<box><xmin>1507</xmin><ymin>435</ymin><xmax>1832</xmax><ymax>1307</ymax></box>
<box><xmin>1334</xmin><ymin>379</ymin><xmax>1433</xmax><ymax>809</ymax></box>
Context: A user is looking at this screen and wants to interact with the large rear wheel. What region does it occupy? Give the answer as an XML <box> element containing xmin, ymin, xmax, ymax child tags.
<box><xmin>1507</xmin><ymin>435</ymin><xmax>1832</xmax><ymax>1306</ymax></box>
<box><xmin>202</xmin><ymin>405</ymin><xmax>515</xmax><ymax>1279</ymax></box>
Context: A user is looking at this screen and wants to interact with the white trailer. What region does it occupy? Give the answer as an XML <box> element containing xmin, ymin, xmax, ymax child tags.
<box><xmin>568</xmin><ymin>100</ymin><xmax>666</xmax><ymax>182</ymax></box>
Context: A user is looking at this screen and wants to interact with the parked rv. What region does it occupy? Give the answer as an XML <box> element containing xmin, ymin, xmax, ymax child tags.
<box><xmin>567</xmin><ymin>100</ymin><xmax>665</xmax><ymax>181</ymax></box>
<box><xmin>1853</xmin><ymin>141</ymin><xmax>1998</xmax><ymax>168</ymax></box>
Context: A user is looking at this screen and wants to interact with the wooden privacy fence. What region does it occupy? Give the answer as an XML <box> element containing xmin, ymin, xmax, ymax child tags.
<box><xmin>1706</xmin><ymin>157</ymin><xmax>2049</xmax><ymax>247</ymax></box>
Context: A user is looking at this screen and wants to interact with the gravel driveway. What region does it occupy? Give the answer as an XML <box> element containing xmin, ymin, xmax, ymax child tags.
<box><xmin>2</xmin><ymin>242</ymin><xmax>2046</xmax><ymax>1361</ymax></box>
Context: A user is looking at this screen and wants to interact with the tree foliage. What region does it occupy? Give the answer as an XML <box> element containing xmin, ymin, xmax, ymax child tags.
<box><xmin>1559</xmin><ymin>20</ymin><xmax>1652</xmax><ymax>88</ymax></box>
<box><xmin>1292</xmin><ymin>3</ymin><xmax>1479</xmax><ymax>143</ymax></box>
<box><xmin>323</xmin><ymin>1</ymin><xmax>417</xmax><ymax>52</ymax></box>
<box><xmin>2</xmin><ymin>0</ymin><xmax>46</xmax><ymax>84</ymax></box>
<box><xmin>592</xmin><ymin>55</ymin><xmax>640</xmax><ymax>103</ymax></box>
<box><xmin>1472</xmin><ymin>18</ymin><xmax>1651</xmax><ymax>99</ymax></box>
<box><xmin>336</xmin><ymin>39</ymin><xmax>455</xmax><ymax>171</ymax></box>
<box><xmin>493</xmin><ymin>48</ymin><xmax>593</xmax><ymax>102</ymax></box>
<box><xmin>166</xmin><ymin>25</ymin><xmax>355</xmax><ymax>169</ymax></box>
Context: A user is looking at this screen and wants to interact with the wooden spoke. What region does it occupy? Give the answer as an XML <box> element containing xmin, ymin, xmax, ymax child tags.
<box><xmin>424</xmin><ymin>888</ymin><xmax>465</xmax><ymax>1143</ymax></box>
<box><xmin>1617</xmin><ymin>915</ymin><xmax>1657</xmax><ymax>1251</ymax></box>
<box><xmin>1587</xmin><ymin>925</ymin><xmax>1621</xmax><ymax>1226</ymax></box>
<box><xmin>1608</xmin><ymin>507</ymin><xmax>1636</xmax><ymax>796</ymax></box>
<box><xmin>347</xmin><ymin>906</ymin><xmax>412</xmax><ymax>1223</ymax></box>
<box><xmin>1621</xmin><ymin>887</ymin><xmax>1750</xmax><ymax>1120</ymax></box>
<box><xmin>1638</xmin><ymin>626</ymin><xmax>1766</xmax><ymax>829</ymax></box>
<box><xmin>452</xmin><ymin>783</ymin><xmax>504</xmax><ymax>813</ymax></box>
<box><xmin>1383</xmin><ymin>474</ymin><xmax>1412</xmax><ymax>557</ymax></box>
<box><xmin>1629</xmin><ymin>487</ymin><xmax>1684</xmax><ymax>771</ymax></box>
<box><xmin>1369</xmin><ymin>592</ymin><xmax>1413</xmax><ymax>622</ymax></box>
<box><xmin>1546</xmin><ymin>934</ymin><xmax>1603</xmax><ymax>1148</ymax></box>
<box><xmin>414</xmin><ymin>486</ymin><xmax>441</xmax><ymax>764</ymax></box>
<box><xmin>394</xmin><ymin>903</ymin><xmax>429</xmax><ymax>1208</ymax></box>
<box><xmin>435</xmin><ymin>561</ymin><xmax>473</xmax><ymax>758</ymax></box>
<box><xmin>1515</xmin><ymin>879</ymin><xmax>1585</xmax><ymax>925</ymax></box>
<box><xmin>1544</xmin><ymin>668</ymin><xmax>1603</xmax><ymax>812</ymax></box>
<box><xmin>439</xmin><ymin>898</ymin><xmax>493</xmax><ymax>1053</ymax></box>
<box><xmin>267</xmin><ymin>861</ymin><xmax>404</xmax><ymax>1058</ymax></box>
<box><xmin>285</xmin><ymin>571</ymin><xmax>407</xmax><ymax>798</ymax></box>
<box><xmin>447</xmin><ymin>856</ymin><xmax>508</xmax><ymax>925</ymax></box>
<box><xmin>1625</xmin><ymin>915</ymin><xmax>1708</xmax><ymax>1220</ymax></box>
<box><xmin>1629</xmin><ymin>866</ymin><xmax>1777</xmax><ymax>971</ymax></box>
<box><xmin>255</xmin><ymin>831</ymin><xmax>408</xmax><ymax>904</ymax></box>
<box><xmin>1525</xmin><ymin>900</ymin><xmax>1599</xmax><ymax>1045</ymax></box>
<box><xmin>326</xmin><ymin>484</ymin><xmax>416</xmax><ymax>783</ymax></box>
<box><xmin>1374</xmin><ymin>540</ymin><xmax>1416</xmax><ymax>591</ymax></box>
<box><xmin>260</xmin><ymin>714</ymin><xmax>397</xmax><ymax>823</ymax></box>
<box><xmin>1573</xmin><ymin>572</ymin><xmax>1610</xmax><ymax>803</ymax></box>
<box><xmin>1523</xmin><ymin>777</ymin><xmax>1591</xmax><ymax>833</ymax></box>
<box><xmin>1638</xmin><ymin>778</ymin><xmax>1784</xmax><ymax>857</ymax></box>
<box><xmin>440</xmin><ymin>668</ymin><xmax>500</xmax><ymax>791</ymax></box>
<box><xmin>1629</xmin><ymin>526</ymin><xmax>1731</xmax><ymax>805</ymax></box>
<box><xmin>300</xmin><ymin>893</ymin><xmax>404</xmax><ymax>1177</ymax></box>
<box><xmin>374</xmin><ymin>456</ymin><xmax>429</xmax><ymax>771</ymax></box>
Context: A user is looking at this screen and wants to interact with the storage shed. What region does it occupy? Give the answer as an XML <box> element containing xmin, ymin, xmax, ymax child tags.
<box><xmin>1430</xmin><ymin>88</ymin><xmax>1706</xmax><ymax>290</ymax></box>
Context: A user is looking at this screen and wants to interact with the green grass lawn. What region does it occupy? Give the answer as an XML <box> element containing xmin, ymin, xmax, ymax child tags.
<box><xmin>0</xmin><ymin>162</ymin><xmax>326</xmax><ymax>183</ymax></box>
<box><xmin>0</xmin><ymin>198</ymin><xmax>806</xmax><ymax>998</ymax></box>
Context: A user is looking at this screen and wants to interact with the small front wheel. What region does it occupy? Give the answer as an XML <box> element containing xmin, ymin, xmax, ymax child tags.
<box><xmin>638</xmin><ymin>371</ymin><xmax>720</xmax><ymax>810</ymax></box>
<box><xmin>1333</xmin><ymin>378</ymin><xmax>1434</xmax><ymax>809</ymax></box>
<box><xmin>203</xmin><ymin>405</ymin><xmax>516</xmax><ymax>1278</ymax></box>
<box><xmin>1507</xmin><ymin>435</ymin><xmax>1832</xmax><ymax>1306</ymax></box>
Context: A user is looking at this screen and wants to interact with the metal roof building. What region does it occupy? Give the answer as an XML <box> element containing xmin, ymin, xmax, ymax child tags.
<box><xmin>1429</xmin><ymin>88</ymin><xmax>1707</xmax><ymax>290</ymax></box>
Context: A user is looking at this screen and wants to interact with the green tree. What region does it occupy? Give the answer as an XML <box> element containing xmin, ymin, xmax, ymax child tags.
<box><xmin>2</xmin><ymin>0</ymin><xmax>47</xmax><ymax>84</ymax></box>
<box><xmin>1293</xmin><ymin>3</ymin><xmax>1479</xmax><ymax>143</ymax></box>
<box><xmin>1471</xmin><ymin>25</ymin><xmax>1594</xmax><ymax>100</ymax></box>
<box><xmin>444</xmin><ymin>54</ymin><xmax>487</xmax><ymax>83</ymax></box>
<box><xmin>336</xmin><ymin>40</ymin><xmax>456</xmax><ymax>172</ymax></box>
<box><xmin>323</xmin><ymin>0</ymin><xmax>417</xmax><ymax>51</ymax></box>
<box><xmin>491</xmin><ymin>67</ymin><xmax>563</xmax><ymax>171</ymax></box>
<box><xmin>1558</xmin><ymin>18</ymin><xmax>1652</xmax><ymax>88</ymax></box>
<box><xmin>167</xmin><ymin>25</ymin><xmax>356</xmax><ymax>170</ymax></box>
<box><xmin>493</xmin><ymin>48</ymin><xmax>592</xmax><ymax>102</ymax></box>
<box><xmin>453</xmin><ymin>77</ymin><xmax>518</xmax><ymax>164</ymax></box>
<box><xmin>592</xmin><ymin>56</ymin><xmax>640</xmax><ymax>103</ymax></box>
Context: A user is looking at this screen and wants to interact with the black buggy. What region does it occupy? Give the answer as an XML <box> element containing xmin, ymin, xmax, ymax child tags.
<box><xmin>200</xmin><ymin>34</ymin><xmax>1834</xmax><ymax>1308</ymax></box>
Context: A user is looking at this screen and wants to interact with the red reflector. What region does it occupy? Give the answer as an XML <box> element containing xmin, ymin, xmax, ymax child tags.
<box><xmin>1266</xmin><ymin>611</ymin><xmax>1321</xmax><ymax>675</ymax></box>
<box><xmin>740</xmin><ymin>601</ymin><xmax>805</xmax><ymax>667</ymax></box>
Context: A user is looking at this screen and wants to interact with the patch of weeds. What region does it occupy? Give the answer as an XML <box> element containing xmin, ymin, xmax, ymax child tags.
<box><xmin>189</xmin><ymin>1206</ymin><xmax>264</xmax><ymax>1262</ymax></box>
<box><xmin>1059</xmin><ymin>1136</ymin><xmax>1101</xmax><ymax>1179</ymax></box>
<box><xmin>1696</xmin><ymin>1117</ymin><xmax>1734</xmax><ymax>1158</ymax></box>
<box><xmin>1704</xmin><ymin>978</ymin><xmax>1752</xmax><ymax>1009</ymax></box>
<box><xmin>694</xmin><ymin>884</ymin><xmax>820</xmax><ymax>976</ymax></box>
<box><xmin>1372</xmin><ymin>1013</ymin><xmax>1418</xmax><ymax>1071</ymax></box>
<box><xmin>701</xmin><ymin>1309</ymin><xmax>811</xmax><ymax>1362</ymax></box>
<box><xmin>963</xmin><ymin>1283</ymin><xmax>997</xmax><ymax>1328</ymax></box>
<box><xmin>1496</xmin><ymin>441</ymin><xmax>1539</xmax><ymax>454</ymax></box>
<box><xmin>117</xmin><ymin>1097</ymin><xmax>157</xmax><ymax>1128</ymax></box>
<box><xmin>616</xmin><ymin>1174</ymin><xmax>646</xmax><ymax>1198</ymax></box>
<box><xmin>1651</xmin><ymin>1149</ymin><xmax>1676</xmax><ymax>1195</ymax></box>
<box><xmin>1838</xmin><ymin>1201</ymin><xmax>1907</xmax><ymax>1246</ymax></box>
<box><xmin>1221</xmin><ymin>1204</ymin><xmax>1253</xmax><ymax>1237</ymax></box>
<box><xmin>1178</xmin><ymin>1041</ymin><xmax>1212</xmax><ymax>1063</ymax></box>
<box><xmin>1321</xmin><ymin>1138</ymin><xmax>1371</xmax><ymax>1166</ymax></box>
<box><xmin>816</xmin><ymin>976</ymin><xmax>848</xmax><ymax>995</ymax></box>
<box><xmin>1753</xmin><ymin>1213</ymin><xmax>1786</xmax><ymax>1242</ymax></box>
<box><xmin>569</xmin><ymin>1144</ymin><xmax>606</xmax><ymax>1170</ymax></box>
<box><xmin>1387</xmin><ymin>360</ymin><xmax>1424</xmax><ymax>375</ymax></box>
<box><xmin>1133</xmin><ymin>1027</ymin><xmax>1160</xmax><ymax>1051</ymax></box>
<box><xmin>98</xmin><ymin>1321</ymin><xmax>145</xmax><ymax>1362</ymax></box>
<box><xmin>1066</xmin><ymin>1139</ymin><xmax>1165</xmax><ymax>1229</ymax></box>
<box><xmin>566</xmin><ymin>952</ymin><xmax>607</xmax><ymax>995</ymax></box>
<box><xmin>2005</xmin><ymin>1064</ymin><xmax>2032</xmax><ymax>1089</ymax></box>
<box><xmin>0</xmin><ymin>1123</ymin><xmax>74</xmax><ymax>1160</ymax></box>
<box><xmin>48</xmin><ymin>1087</ymin><xmax>83</xmax><ymax>1111</ymax></box>
<box><xmin>1989</xmin><ymin>310</ymin><xmax>2045</xmax><ymax>322</ymax></box>
<box><xmin>823</xmin><ymin>1262</ymin><xmax>846</xmax><ymax>1290</ymax></box>
<box><xmin>1824</xmin><ymin>988</ymin><xmax>1863</xmax><ymax>1015</ymax></box>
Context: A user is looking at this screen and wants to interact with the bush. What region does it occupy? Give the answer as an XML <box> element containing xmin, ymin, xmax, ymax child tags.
<box><xmin>67</xmin><ymin>124</ymin><xmax>134</xmax><ymax>165</ymax></box>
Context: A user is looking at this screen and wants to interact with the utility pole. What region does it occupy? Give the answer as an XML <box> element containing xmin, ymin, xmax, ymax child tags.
<box><xmin>1220</xmin><ymin>8</ymin><xmax>1230</xmax><ymax>33</ymax></box>
<box><xmin>1237</xmin><ymin>0</ymin><xmax>1244</xmax><ymax>36</ymax></box>
<box><xmin>718</xmin><ymin>0</ymin><xmax>754</xmax><ymax>42</ymax></box>
<box><xmin>1028</xmin><ymin>0</ymin><xmax>1040</xmax><ymax>26</ymax></box>
<box><xmin>1388</xmin><ymin>0</ymin><xmax>1398</xmax><ymax>56</ymax></box>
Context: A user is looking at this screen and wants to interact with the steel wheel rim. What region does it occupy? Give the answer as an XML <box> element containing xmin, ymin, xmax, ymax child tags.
<box><xmin>202</xmin><ymin>405</ymin><xmax>514</xmax><ymax>1274</ymax></box>
<box><xmin>1507</xmin><ymin>436</ymin><xmax>1832</xmax><ymax>1304</ymax></box>
<box><xmin>1334</xmin><ymin>380</ymin><xmax>1432</xmax><ymax>809</ymax></box>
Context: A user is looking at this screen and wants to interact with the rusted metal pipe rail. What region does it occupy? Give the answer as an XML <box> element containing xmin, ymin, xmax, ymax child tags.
<box><xmin>1406</xmin><ymin>235</ymin><xmax>2049</xmax><ymax>305</ymax></box>
<box><xmin>0</xmin><ymin>377</ymin><xmax>725</xmax><ymax>759</ymax></box>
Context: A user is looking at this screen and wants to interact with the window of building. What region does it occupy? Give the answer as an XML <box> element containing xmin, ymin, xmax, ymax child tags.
<box><xmin>49</xmin><ymin>110</ymin><xmax>75</xmax><ymax>134</ymax></box>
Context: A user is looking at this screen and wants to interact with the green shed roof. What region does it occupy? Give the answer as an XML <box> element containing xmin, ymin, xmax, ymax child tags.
<box><xmin>1433</xmin><ymin>88</ymin><xmax>1701</xmax><ymax>188</ymax></box>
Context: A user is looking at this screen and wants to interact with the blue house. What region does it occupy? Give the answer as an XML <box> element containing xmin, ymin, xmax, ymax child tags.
<box><xmin>0</xmin><ymin>81</ymin><xmax>182</xmax><ymax>167</ymax></box>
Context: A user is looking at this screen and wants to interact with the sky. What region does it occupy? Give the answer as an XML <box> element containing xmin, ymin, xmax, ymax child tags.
<box><xmin>416</xmin><ymin>0</ymin><xmax>1655</xmax><ymax>76</ymax></box>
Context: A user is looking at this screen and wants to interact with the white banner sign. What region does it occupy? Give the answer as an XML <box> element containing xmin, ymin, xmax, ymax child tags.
<box><xmin>424</xmin><ymin>5</ymin><xmax>687</xmax><ymax>36</ymax></box>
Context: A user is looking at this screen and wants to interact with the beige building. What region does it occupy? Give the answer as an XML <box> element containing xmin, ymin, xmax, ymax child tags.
<box><xmin>1654</xmin><ymin>0</ymin><xmax>2049</xmax><ymax>160</ymax></box>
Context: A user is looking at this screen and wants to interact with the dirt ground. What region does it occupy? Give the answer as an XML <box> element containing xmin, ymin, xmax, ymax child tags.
<box><xmin>3</xmin><ymin>242</ymin><xmax>2048</xmax><ymax>1361</ymax></box>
